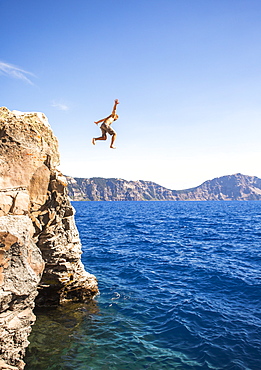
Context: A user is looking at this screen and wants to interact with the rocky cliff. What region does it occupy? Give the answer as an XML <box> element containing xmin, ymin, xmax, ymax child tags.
<box><xmin>66</xmin><ymin>174</ymin><xmax>261</xmax><ymax>201</ymax></box>
<box><xmin>176</xmin><ymin>173</ymin><xmax>261</xmax><ymax>200</ymax></box>
<box><xmin>0</xmin><ymin>108</ymin><xmax>98</xmax><ymax>369</ymax></box>
<box><xmin>66</xmin><ymin>177</ymin><xmax>177</xmax><ymax>201</ymax></box>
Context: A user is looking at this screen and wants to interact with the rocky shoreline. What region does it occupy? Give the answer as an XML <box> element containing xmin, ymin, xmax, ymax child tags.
<box><xmin>0</xmin><ymin>108</ymin><xmax>98</xmax><ymax>369</ymax></box>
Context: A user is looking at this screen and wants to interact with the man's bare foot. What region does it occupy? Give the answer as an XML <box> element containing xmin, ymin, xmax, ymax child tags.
<box><xmin>92</xmin><ymin>138</ymin><xmax>96</xmax><ymax>145</ymax></box>
<box><xmin>110</xmin><ymin>145</ymin><xmax>116</xmax><ymax>149</ymax></box>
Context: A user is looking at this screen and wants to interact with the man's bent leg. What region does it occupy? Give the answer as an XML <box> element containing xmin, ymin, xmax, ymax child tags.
<box><xmin>92</xmin><ymin>134</ymin><xmax>107</xmax><ymax>145</ymax></box>
<box><xmin>110</xmin><ymin>133</ymin><xmax>117</xmax><ymax>149</ymax></box>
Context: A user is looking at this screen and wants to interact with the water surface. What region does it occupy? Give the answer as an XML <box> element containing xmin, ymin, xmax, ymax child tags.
<box><xmin>25</xmin><ymin>201</ymin><xmax>261</xmax><ymax>369</ymax></box>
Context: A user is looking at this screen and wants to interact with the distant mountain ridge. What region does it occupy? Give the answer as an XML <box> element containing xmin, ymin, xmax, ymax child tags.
<box><xmin>66</xmin><ymin>174</ymin><xmax>261</xmax><ymax>201</ymax></box>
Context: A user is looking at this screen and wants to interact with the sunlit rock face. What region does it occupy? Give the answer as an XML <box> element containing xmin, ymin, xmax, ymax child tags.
<box><xmin>0</xmin><ymin>107</ymin><xmax>98</xmax><ymax>369</ymax></box>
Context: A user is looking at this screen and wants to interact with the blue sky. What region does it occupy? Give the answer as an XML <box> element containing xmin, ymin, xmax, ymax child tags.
<box><xmin>1</xmin><ymin>0</ymin><xmax>261</xmax><ymax>189</ymax></box>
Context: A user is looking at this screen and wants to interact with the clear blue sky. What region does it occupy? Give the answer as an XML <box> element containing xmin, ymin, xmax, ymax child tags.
<box><xmin>1</xmin><ymin>0</ymin><xmax>261</xmax><ymax>189</ymax></box>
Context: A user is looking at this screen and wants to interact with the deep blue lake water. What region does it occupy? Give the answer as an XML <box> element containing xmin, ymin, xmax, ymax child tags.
<box><xmin>25</xmin><ymin>201</ymin><xmax>261</xmax><ymax>369</ymax></box>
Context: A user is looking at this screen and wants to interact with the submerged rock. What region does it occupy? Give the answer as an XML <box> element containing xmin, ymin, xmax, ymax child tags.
<box><xmin>0</xmin><ymin>107</ymin><xmax>98</xmax><ymax>369</ymax></box>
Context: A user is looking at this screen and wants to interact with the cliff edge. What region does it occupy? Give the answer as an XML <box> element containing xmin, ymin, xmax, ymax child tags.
<box><xmin>0</xmin><ymin>107</ymin><xmax>98</xmax><ymax>369</ymax></box>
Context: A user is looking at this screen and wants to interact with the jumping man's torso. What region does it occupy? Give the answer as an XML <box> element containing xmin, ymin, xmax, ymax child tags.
<box><xmin>103</xmin><ymin>116</ymin><xmax>114</xmax><ymax>125</ymax></box>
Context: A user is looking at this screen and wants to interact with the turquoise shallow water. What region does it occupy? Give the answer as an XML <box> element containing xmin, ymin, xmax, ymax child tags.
<box><xmin>25</xmin><ymin>201</ymin><xmax>261</xmax><ymax>369</ymax></box>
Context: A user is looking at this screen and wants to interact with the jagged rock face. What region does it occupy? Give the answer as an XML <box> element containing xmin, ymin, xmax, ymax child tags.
<box><xmin>35</xmin><ymin>170</ymin><xmax>98</xmax><ymax>307</ymax></box>
<box><xmin>66</xmin><ymin>174</ymin><xmax>261</xmax><ymax>201</ymax></box>
<box><xmin>0</xmin><ymin>108</ymin><xmax>98</xmax><ymax>369</ymax></box>
<box><xmin>0</xmin><ymin>218</ymin><xmax>43</xmax><ymax>370</ymax></box>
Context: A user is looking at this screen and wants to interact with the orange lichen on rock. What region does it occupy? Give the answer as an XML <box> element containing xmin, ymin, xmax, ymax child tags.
<box><xmin>0</xmin><ymin>232</ymin><xmax>18</xmax><ymax>287</ymax></box>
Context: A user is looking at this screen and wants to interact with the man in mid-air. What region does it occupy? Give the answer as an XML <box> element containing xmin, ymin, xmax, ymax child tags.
<box><xmin>92</xmin><ymin>99</ymin><xmax>119</xmax><ymax>149</ymax></box>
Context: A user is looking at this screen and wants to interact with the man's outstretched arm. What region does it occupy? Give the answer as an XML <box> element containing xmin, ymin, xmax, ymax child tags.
<box><xmin>111</xmin><ymin>99</ymin><xmax>119</xmax><ymax>115</ymax></box>
<box><xmin>94</xmin><ymin>117</ymin><xmax>108</xmax><ymax>124</ymax></box>
<box><xmin>94</xmin><ymin>100</ymin><xmax>119</xmax><ymax>124</ymax></box>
